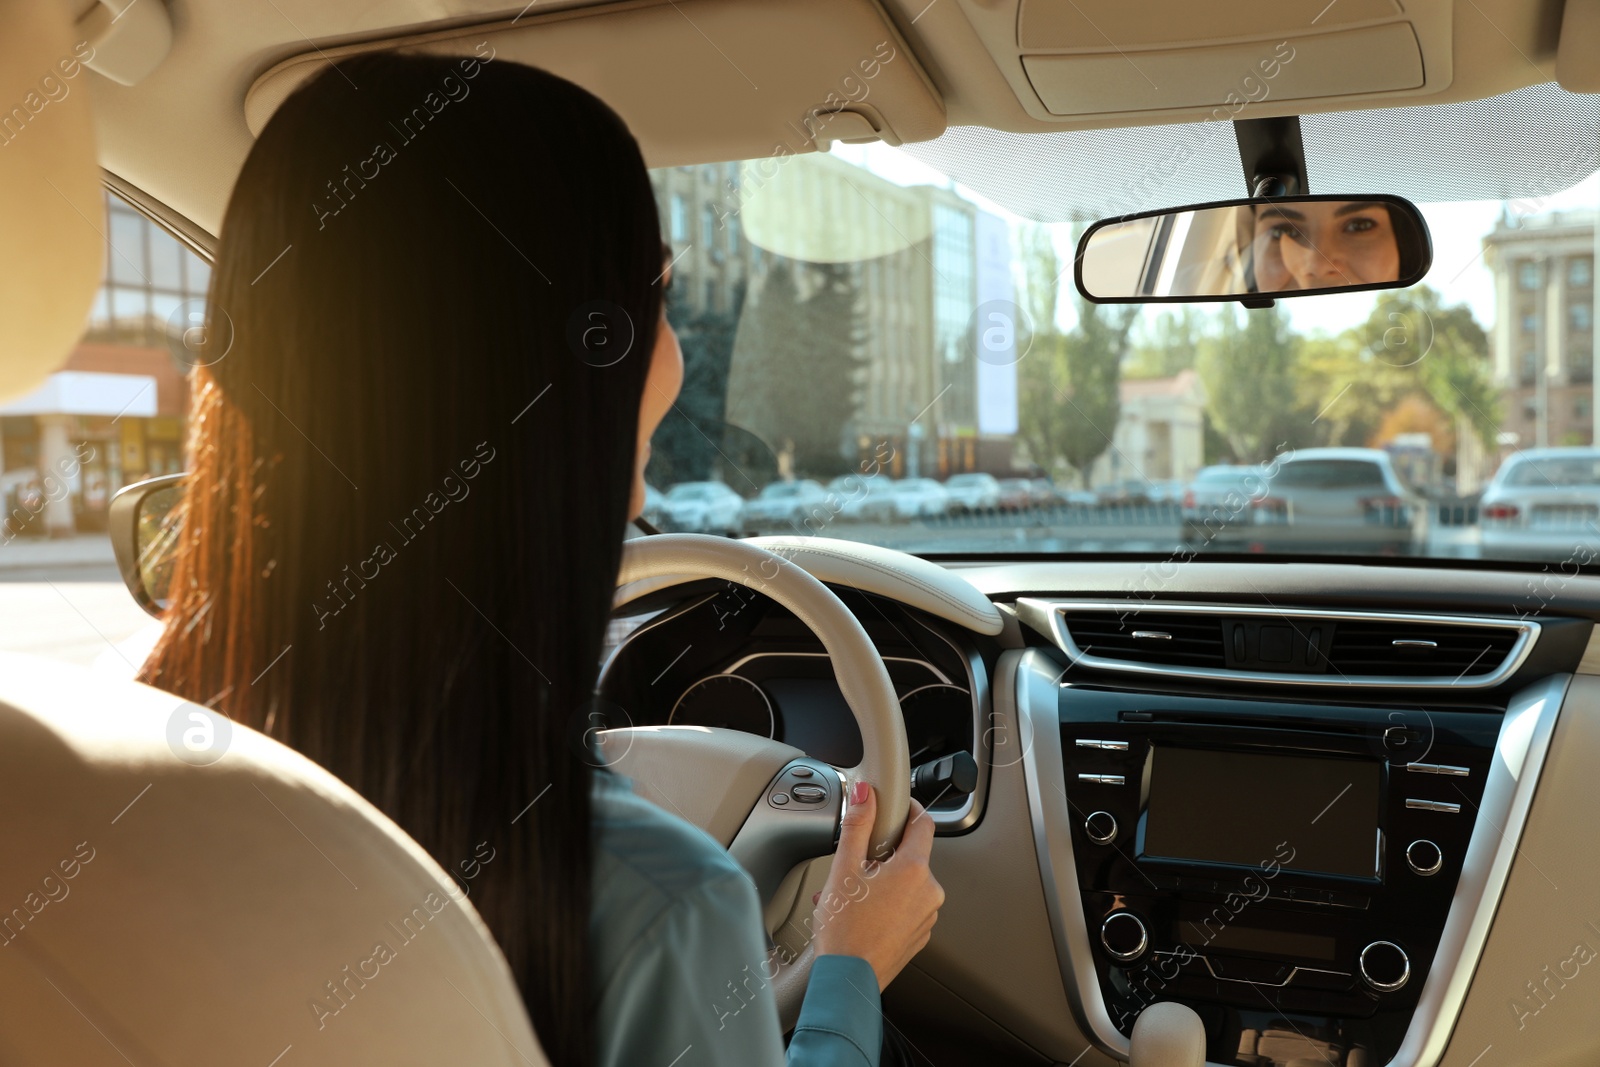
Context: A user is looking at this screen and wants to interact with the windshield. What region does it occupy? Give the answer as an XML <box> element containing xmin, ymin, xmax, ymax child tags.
<box><xmin>667</xmin><ymin>484</ymin><xmax>716</xmax><ymax>501</ymax></box>
<box><xmin>645</xmin><ymin>98</ymin><xmax>1596</xmax><ymax>563</ymax></box>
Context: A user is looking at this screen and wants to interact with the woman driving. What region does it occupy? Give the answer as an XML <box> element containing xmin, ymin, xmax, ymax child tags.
<box><xmin>138</xmin><ymin>52</ymin><xmax>941</xmax><ymax>1067</ymax></box>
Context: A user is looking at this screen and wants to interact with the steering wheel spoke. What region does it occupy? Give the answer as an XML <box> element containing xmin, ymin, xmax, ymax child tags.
<box><xmin>728</xmin><ymin>757</ymin><xmax>843</xmax><ymax>903</ymax></box>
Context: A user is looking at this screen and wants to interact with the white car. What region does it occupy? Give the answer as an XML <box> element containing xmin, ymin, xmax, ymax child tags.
<box><xmin>640</xmin><ymin>484</ymin><xmax>667</xmax><ymax>528</ymax></box>
<box><xmin>892</xmin><ymin>478</ymin><xmax>951</xmax><ymax>519</ymax></box>
<box><xmin>660</xmin><ymin>481</ymin><xmax>744</xmax><ymax>533</ymax></box>
<box><xmin>1250</xmin><ymin>448</ymin><xmax>1428</xmax><ymax>555</ymax></box>
<box><xmin>1479</xmin><ymin>448</ymin><xmax>1600</xmax><ymax>562</ymax></box>
<box><xmin>828</xmin><ymin>474</ymin><xmax>899</xmax><ymax>522</ymax></box>
<box><xmin>739</xmin><ymin>479</ymin><xmax>829</xmax><ymax>526</ymax></box>
<box><xmin>943</xmin><ymin>472</ymin><xmax>1002</xmax><ymax>512</ymax></box>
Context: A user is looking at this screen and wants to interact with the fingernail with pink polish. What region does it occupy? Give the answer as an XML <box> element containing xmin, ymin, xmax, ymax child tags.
<box><xmin>850</xmin><ymin>780</ymin><xmax>869</xmax><ymax>805</ymax></box>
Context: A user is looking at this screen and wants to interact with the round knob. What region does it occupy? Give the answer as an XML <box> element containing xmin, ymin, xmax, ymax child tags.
<box><xmin>1084</xmin><ymin>810</ymin><xmax>1119</xmax><ymax>845</ymax></box>
<box><xmin>1101</xmin><ymin>911</ymin><xmax>1149</xmax><ymax>962</ymax></box>
<box><xmin>1406</xmin><ymin>839</ymin><xmax>1443</xmax><ymax>877</ymax></box>
<box><xmin>1359</xmin><ymin>941</ymin><xmax>1410</xmax><ymax>992</ymax></box>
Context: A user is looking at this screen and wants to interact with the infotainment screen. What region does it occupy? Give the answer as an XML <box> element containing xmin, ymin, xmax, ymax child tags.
<box><xmin>1143</xmin><ymin>747</ymin><xmax>1382</xmax><ymax>879</ymax></box>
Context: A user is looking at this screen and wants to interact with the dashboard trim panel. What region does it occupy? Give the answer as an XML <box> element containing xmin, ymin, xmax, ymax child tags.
<box><xmin>1010</xmin><ymin>645</ymin><xmax>1568</xmax><ymax>1067</ymax></box>
<box><xmin>1016</xmin><ymin>599</ymin><xmax>1540</xmax><ymax>690</ymax></box>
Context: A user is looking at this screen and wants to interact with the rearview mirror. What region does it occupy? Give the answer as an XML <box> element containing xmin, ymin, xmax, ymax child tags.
<box><xmin>109</xmin><ymin>474</ymin><xmax>184</xmax><ymax>618</ymax></box>
<box><xmin>1075</xmin><ymin>194</ymin><xmax>1431</xmax><ymax>304</ymax></box>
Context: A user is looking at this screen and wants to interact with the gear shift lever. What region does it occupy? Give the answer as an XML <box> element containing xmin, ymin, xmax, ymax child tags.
<box><xmin>1128</xmin><ymin>1002</ymin><xmax>1206</xmax><ymax>1067</ymax></box>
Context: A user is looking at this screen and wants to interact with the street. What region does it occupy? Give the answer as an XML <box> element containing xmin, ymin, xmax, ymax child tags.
<box><xmin>0</xmin><ymin>537</ymin><xmax>158</xmax><ymax>673</ymax></box>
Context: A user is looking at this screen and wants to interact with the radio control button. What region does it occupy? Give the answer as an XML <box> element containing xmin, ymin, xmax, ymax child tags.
<box><xmin>1100</xmin><ymin>911</ymin><xmax>1149</xmax><ymax>962</ymax></box>
<box><xmin>1406</xmin><ymin>839</ymin><xmax>1443</xmax><ymax>877</ymax></box>
<box><xmin>1084</xmin><ymin>810</ymin><xmax>1118</xmax><ymax>845</ymax></box>
<box><xmin>1359</xmin><ymin>941</ymin><xmax>1410</xmax><ymax>992</ymax></box>
<box><xmin>1078</xmin><ymin>773</ymin><xmax>1125</xmax><ymax>786</ymax></box>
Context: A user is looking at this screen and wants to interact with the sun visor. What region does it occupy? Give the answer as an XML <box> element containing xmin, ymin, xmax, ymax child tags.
<box><xmin>1557</xmin><ymin>0</ymin><xmax>1600</xmax><ymax>94</ymax></box>
<box><xmin>0</xmin><ymin>1</ymin><xmax>105</xmax><ymax>403</ymax></box>
<box><xmin>244</xmin><ymin>0</ymin><xmax>945</xmax><ymax>167</ymax></box>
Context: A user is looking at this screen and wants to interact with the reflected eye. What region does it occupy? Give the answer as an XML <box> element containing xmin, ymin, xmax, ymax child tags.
<box><xmin>1264</xmin><ymin>223</ymin><xmax>1304</xmax><ymax>244</ymax></box>
<box><xmin>1343</xmin><ymin>216</ymin><xmax>1378</xmax><ymax>234</ymax></box>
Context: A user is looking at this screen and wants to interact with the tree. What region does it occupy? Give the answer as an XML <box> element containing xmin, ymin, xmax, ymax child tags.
<box><xmin>1059</xmin><ymin>301</ymin><xmax>1137</xmax><ymax>478</ymax></box>
<box><xmin>724</xmin><ymin>259</ymin><xmax>867</xmax><ymax>478</ymax></box>
<box><xmin>796</xmin><ymin>261</ymin><xmax>870</xmax><ymax>476</ymax></box>
<box><xmin>1128</xmin><ymin>307</ymin><xmax>1211</xmax><ymax>379</ymax></box>
<box><xmin>646</xmin><ymin>285</ymin><xmax>745</xmax><ymax>487</ymax></box>
<box><xmin>1358</xmin><ymin>287</ymin><xmax>1499</xmax><ymax>452</ymax></box>
<box><xmin>1199</xmin><ymin>304</ymin><xmax>1314</xmax><ymax>462</ymax></box>
<box><xmin>1013</xmin><ymin>224</ymin><xmax>1135</xmax><ymax>485</ymax></box>
<box><xmin>1015</xmin><ymin>223</ymin><xmax>1062</xmax><ymax>335</ymax></box>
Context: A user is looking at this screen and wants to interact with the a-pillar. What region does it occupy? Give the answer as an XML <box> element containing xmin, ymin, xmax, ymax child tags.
<box><xmin>37</xmin><ymin>415</ymin><xmax>76</xmax><ymax>538</ymax></box>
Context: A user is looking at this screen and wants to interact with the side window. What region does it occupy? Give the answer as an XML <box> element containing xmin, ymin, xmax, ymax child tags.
<box><xmin>2</xmin><ymin>190</ymin><xmax>205</xmax><ymax>541</ymax></box>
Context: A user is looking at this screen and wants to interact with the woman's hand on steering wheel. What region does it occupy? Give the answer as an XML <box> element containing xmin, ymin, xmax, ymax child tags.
<box><xmin>810</xmin><ymin>783</ymin><xmax>944</xmax><ymax>991</ymax></box>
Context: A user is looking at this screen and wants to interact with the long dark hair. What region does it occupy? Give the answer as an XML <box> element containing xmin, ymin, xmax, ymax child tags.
<box><xmin>138</xmin><ymin>51</ymin><xmax>662</xmax><ymax>1066</ymax></box>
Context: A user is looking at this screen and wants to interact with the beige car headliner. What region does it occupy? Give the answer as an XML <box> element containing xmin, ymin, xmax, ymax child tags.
<box><xmin>65</xmin><ymin>0</ymin><xmax>1586</xmax><ymax>240</ymax></box>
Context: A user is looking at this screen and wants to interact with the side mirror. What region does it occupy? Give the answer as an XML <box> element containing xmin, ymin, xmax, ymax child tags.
<box><xmin>1075</xmin><ymin>194</ymin><xmax>1431</xmax><ymax>305</ymax></box>
<box><xmin>109</xmin><ymin>474</ymin><xmax>184</xmax><ymax>618</ymax></box>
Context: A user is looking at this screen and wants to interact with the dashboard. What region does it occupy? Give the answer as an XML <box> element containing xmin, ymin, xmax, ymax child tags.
<box><xmin>602</xmin><ymin>541</ymin><xmax>1600</xmax><ymax>1067</ymax></box>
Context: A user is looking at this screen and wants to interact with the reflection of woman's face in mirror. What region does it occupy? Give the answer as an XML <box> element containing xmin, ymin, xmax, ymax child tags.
<box><xmin>1251</xmin><ymin>201</ymin><xmax>1401</xmax><ymax>291</ymax></box>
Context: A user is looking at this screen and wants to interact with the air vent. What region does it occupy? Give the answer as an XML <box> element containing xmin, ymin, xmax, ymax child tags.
<box><xmin>1061</xmin><ymin>610</ymin><xmax>1226</xmax><ymax>668</ymax></box>
<box><xmin>1016</xmin><ymin>599</ymin><xmax>1539</xmax><ymax>690</ymax></box>
<box><xmin>1326</xmin><ymin>622</ymin><xmax>1519</xmax><ymax>678</ymax></box>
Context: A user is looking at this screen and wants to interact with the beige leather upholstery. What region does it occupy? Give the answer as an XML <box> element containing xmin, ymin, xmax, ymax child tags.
<box><xmin>0</xmin><ymin>655</ymin><xmax>547</xmax><ymax>1066</ymax></box>
<box><xmin>0</xmin><ymin>0</ymin><xmax>105</xmax><ymax>402</ymax></box>
<box><xmin>616</xmin><ymin>534</ymin><xmax>910</xmax><ymax>858</ymax></box>
<box><xmin>615</xmin><ymin>534</ymin><xmax>1006</xmax><ymax>636</ymax></box>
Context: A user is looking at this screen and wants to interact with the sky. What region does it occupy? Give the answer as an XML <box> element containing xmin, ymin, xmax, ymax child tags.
<box><xmin>830</xmin><ymin>141</ymin><xmax>1600</xmax><ymax>341</ymax></box>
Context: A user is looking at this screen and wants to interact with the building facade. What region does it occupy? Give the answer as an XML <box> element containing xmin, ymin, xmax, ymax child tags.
<box><xmin>1483</xmin><ymin>210</ymin><xmax>1597</xmax><ymax>449</ymax></box>
<box><xmin>1</xmin><ymin>191</ymin><xmax>201</xmax><ymax>537</ymax></box>
<box><xmin>650</xmin><ymin>152</ymin><xmax>1017</xmax><ymax>482</ymax></box>
<box><xmin>1088</xmin><ymin>369</ymin><xmax>1209</xmax><ymax>488</ymax></box>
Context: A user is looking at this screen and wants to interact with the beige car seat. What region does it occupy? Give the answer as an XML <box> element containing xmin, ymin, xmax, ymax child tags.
<box><xmin>0</xmin><ymin>5</ymin><xmax>547</xmax><ymax>1062</ymax></box>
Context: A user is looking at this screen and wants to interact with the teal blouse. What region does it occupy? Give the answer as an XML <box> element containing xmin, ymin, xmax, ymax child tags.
<box><xmin>591</xmin><ymin>769</ymin><xmax>883</xmax><ymax>1067</ymax></box>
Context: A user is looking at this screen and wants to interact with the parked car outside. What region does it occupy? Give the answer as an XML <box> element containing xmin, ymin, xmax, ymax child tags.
<box><xmin>739</xmin><ymin>479</ymin><xmax>829</xmax><ymax>527</ymax></box>
<box><xmin>829</xmin><ymin>473</ymin><xmax>899</xmax><ymax>522</ymax></box>
<box><xmin>1054</xmin><ymin>486</ymin><xmax>1099</xmax><ymax>507</ymax></box>
<box><xmin>659</xmin><ymin>481</ymin><xmax>744</xmax><ymax>533</ymax></box>
<box><xmin>1479</xmin><ymin>447</ymin><xmax>1600</xmax><ymax>561</ymax></box>
<box><xmin>1027</xmin><ymin>478</ymin><xmax>1058</xmax><ymax>506</ymax></box>
<box><xmin>943</xmin><ymin>472</ymin><xmax>1002</xmax><ymax>512</ymax></box>
<box><xmin>1248</xmin><ymin>448</ymin><xmax>1428</xmax><ymax>555</ymax></box>
<box><xmin>1182</xmin><ymin>465</ymin><xmax>1270</xmax><ymax>544</ymax></box>
<box><xmin>1096</xmin><ymin>478</ymin><xmax>1153</xmax><ymax>507</ymax></box>
<box><xmin>892</xmin><ymin>478</ymin><xmax>951</xmax><ymax>519</ymax></box>
<box><xmin>1146</xmin><ymin>480</ymin><xmax>1185</xmax><ymax>506</ymax></box>
<box><xmin>641</xmin><ymin>483</ymin><xmax>667</xmax><ymax>528</ymax></box>
<box><xmin>996</xmin><ymin>478</ymin><xmax>1036</xmax><ymax>511</ymax></box>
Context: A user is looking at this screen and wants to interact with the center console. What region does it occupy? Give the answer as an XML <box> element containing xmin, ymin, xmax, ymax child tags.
<box><xmin>1064</xmin><ymin>686</ymin><xmax>1497</xmax><ymax>1065</ymax></box>
<box><xmin>1009</xmin><ymin>649</ymin><xmax>1567</xmax><ymax>1067</ymax></box>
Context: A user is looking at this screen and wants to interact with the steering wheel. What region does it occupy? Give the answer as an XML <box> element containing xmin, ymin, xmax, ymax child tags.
<box><xmin>599</xmin><ymin>534</ymin><xmax>911</xmax><ymax>1025</ymax></box>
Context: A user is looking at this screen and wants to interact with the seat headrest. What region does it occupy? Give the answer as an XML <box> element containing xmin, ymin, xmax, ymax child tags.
<box><xmin>0</xmin><ymin>655</ymin><xmax>548</xmax><ymax>1066</ymax></box>
<box><xmin>0</xmin><ymin>3</ymin><xmax>106</xmax><ymax>402</ymax></box>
